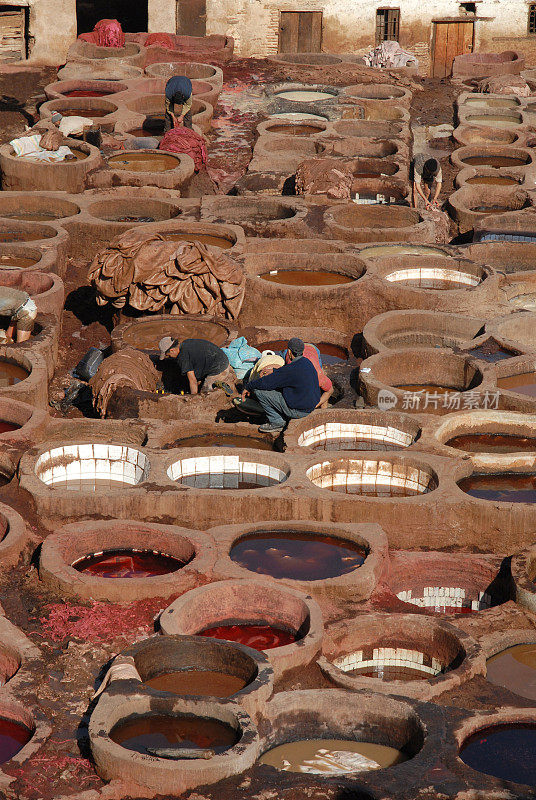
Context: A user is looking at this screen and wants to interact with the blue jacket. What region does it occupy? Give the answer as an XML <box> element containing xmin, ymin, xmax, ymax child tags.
<box><xmin>246</xmin><ymin>356</ymin><xmax>320</xmax><ymax>411</ymax></box>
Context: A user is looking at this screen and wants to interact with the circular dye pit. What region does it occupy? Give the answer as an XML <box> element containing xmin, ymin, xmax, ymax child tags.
<box><xmin>259</xmin><ymin>739</ymin><xmax>407</xmax><ymax>774</ymax></box>
<box><xmin>199</xmin><ymin>624</ymin><xmax>296</xmax><ymax>650</ymax></box>
<box><xmin>486</xmin><ymin>644</ymin><xmax>536</xmax><ymax>701</ymax></box>
<box><xmin>462</xmin><ymin>155</ymin><xmax>529</xmax><ymax>168</ymax></box>
<box><xmin>161</xmin><ymin>233</ymin><xmax>234</xmax><ymax>248</ymax></box>
<box><xmin>107</xmin><ymin>153</ymin><xmax>181</xmax><ymax>172</ymax></box>
<box><xmin>464</xmin><ymin>98</ymin><xmax>519</xmax><ymax>109</ymax></box>
<box><xmin>275</xmin><ymin>90</ymin><xmax>335</xmax><ymax>102</ymax></box>
<box><xmin>0</xmin><ymin>255</ymin><xmax>38</xmax><ymax>269</ymax></box>
<box><xmin>464</xmin><ymin>114</ymin><xmax>523</xmax><ymax>128</ymax></box>
<box><xmin>230</xmin><ymin>531</ymin><xmax>366</xmax><ymax>581</ymax></box>
<box><xmin>0</xmin><ymin>361</ymin><xmax>28</xmax><ymax>387</ymax></box>
<box><xmin>144</xmin><ymin>670</ymin><xmax>246</xmax><ymax>698</ymax></box>
<box><xmin>466</xmin><ymin>176</ymin><xmax>520</xmax><ymax>186</ymax></box>
<box><xmin>458</xmin><ymin>473</ymin><xmax>536</xmax><ymax>503</ymax></box>
<box><xmin>57</xmin><ymin>107</ymin><xmax>112</xmax><ymax>117</ymax></box>
<box><xmin>460</xmin><ymin>724</ymin><xmax>536</xmax><ymax>786</ymax></box>
<box><xmin>447</xmin><ymin>433</ymin><xmax>536</xmax><ymax>453</ymax></box>
<box><xmin>261</xmin><ymin>270</ymin><xmax>355</xmax><ymax>286</ymax></box>
<box><xmin>35</xmin><ymin>444</ymin><xmax>149</xmax><ymax>489</ymax></box>
<box><xmin>1</xmin><ymin>211</ymin><xmax>61</xmax><ymax>223</ymax></box>
<box><xmin>307</xmin><ymin>458</ymin><xmax>437</xmax><ymax>496</ymax></box>
<box><xmin>256</xmin><ymin>340</ymin><xmax>347</xmax><ymax>365</ymax></box>
<box><xmin>384</xmin><ymin>268</ymin><xmax>481</xmax><ymax>290</ymax></box>
<box><xmin>297</xmin><ymin>422</ymin><xmax>415</xmax><ymax>451</ymax></box>
<box><xmin>333</xmin><ymin>647</ymin><xmax>446</xmax><ymax>682</ymax></box>
<box><xmin>270</xmin><ymin>112</ymin><xmax>327</xmax><ymax>121</ymax></box>
<box><xmin>396</xmin><ymin>586</ymin><xmax>492</xmax><ymax>614</ymax></box>
<box><xmin>171</xmin><ymin>433</ymin><xmax>274</xmax><ymax>451</ymax></box>
<box><xmin>0</xmin><ymin>718</ymin><xmax>32</xmax><ymax>763</ymax></box>
<box><xmin>498</xmin><ymin>372</ymin><xmax>536</xmax><ymax>397</ymax></box>
<box><xmin>167</xmin><ymin>456</ymin><xmax>288</xmax><ymax>490</ymax></box>
<box><xmin>72</xmin><ymin>548</ymin><xmax>189</xmax><ymax>578</ymax></box>
<box><xmin>111</xmin><ymin>713</ymin><xmax>239</xmax><ymax>756</ymax></box>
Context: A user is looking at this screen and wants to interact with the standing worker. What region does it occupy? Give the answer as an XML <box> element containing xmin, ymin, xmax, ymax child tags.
<box><xmin>0</xmin><ymin>287</ymin><xmax>36</xmax><ymax>343</ymax></box>
<box><xmin>411</xmin><ymin>155</ymin><xmax>442</xmax><ymax>210</ymax></box>
<box><xmin>164</xmin><ymin>76</ymin><xmax>193</xmax><ymax>132</ymax></box>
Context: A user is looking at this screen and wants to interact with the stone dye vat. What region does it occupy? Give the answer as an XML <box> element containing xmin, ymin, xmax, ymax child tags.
<box><xmin>362</xmin><ymin>310</ymin><xmax>486</xmax><ymax>355</ymax></box>
<box><xmin>167</xmin><ymin>453</ymin><xmax>289</xmax><ymax>490</ymax></box>
<box><xmin>458</xmin><ymin>472</ymin><xmax>536</xmax><ymax>503</ymax></box>
<box><xmin>319</xmin><ymin>613</ymin><xmax>483</xmax><ymax>701</ymax></box>
<box><xmin>160</xmin><ymin>579</ymin><xmax>323</xmax><ymax>680</ymax></box>
<box><xmin>460</xmin><ymin>723</ymin><xmax>536</xmax><ymax>787</ymax></box>
<box><xmin>306</xmin><ymin>457</ymin><xmax>437</xmax><ymax>497</ymax></box>
<box><xmin>259</xmin><ymin>738</ymin><xmax>407</xmax><ymax>773</ymax></box>
<box><xmin>38</xmin><ymin>520</ymin><xmax>214</xmax><ymax>602</ymax></box>
<box><xmin>34</xmin><ymin>443</ymin><xmax>149</xmax><ymax>490</ymax></box>
<box><xmin>290</xmin><ymin>410</ymin><xmax>420</xmax><ymax>452</ymax></box>
<box><xmin>112</xmin><ymin>314</ymin><xmax>234</xmax><ymax>355</ymax></box>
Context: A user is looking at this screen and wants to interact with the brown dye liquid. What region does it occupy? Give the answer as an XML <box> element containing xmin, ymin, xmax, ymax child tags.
<box><xmin>178</xmin><ymin>472</ymin><xmax>281</xmax><ymax>489</ymax></box>
<box><xmin>0</xmin><ymin>719</ymin><xmax>32</xmax><ymax>764</ymax></box>
<box><xmin>230</xmin><ymin>531</ymin><xmax>366</xmax><ymax>581</ymax></box>
<box><xmin>72</xmin><ymin>548</ymin><xmax>187</xmax><ymax>578</ymax></box>
<box><xmin>259</xmin><ymin>739</ymin><xmax>407</xmax><ymax>774</ymax></box>
<box><xmin>58</xmin><ymin>107</ymin><xmax>111</xmax><ymax>117</ymax></box>
<box><xmin>0</xmin><ymin>211</ymin><xmax>61</xmax><ymax>222</ymax></box>
<box><xmin>466</xmin><ymin>114</ymin><xmax>522</xmax><ymax>125</ymax></box>
<box><xmin>498</xmin><ymin>372</ymin><xmax>536</xmax><ymax>397</ymax></box>
<box><xmin>349</xmin><ymin>664</ymin><xmax>435</xmax><ymax>681</ymax></box>
<box><xmin>122</xmin><ymin>319</ymin><xmax>227</xmax><ymax>349</ymax></box>
<box><xmin>172</xmin><ymin>433</ymin><xmax>274</xmax><ymax>450</ymax></box>
<box><xmin>144</xmin><ymin>670</ymin><xmax>246</xmax><ymax>698</ymax></box>
<box><xmin>162</xmin><ymin>233</ymin><xmax>234</xmax><ymax>248</ymax></box>
<box><xmin>472</xmin><ymin>206</ymin><xmax>511</xmax><ymax>214</ymax></box>
<box><xmin>127</xmin><ymin>128</ymin><xmax>163</xmax><ymax>138</ymax></box>
<box><xmin>265</xmin><ymin>124</ymin><xmax>322</xmax><ymax>135</ymax></box>
<box><xmin>486</xmin><ymin>644</ymin><xmax>536</xmax><ymax>701</ymax></box>
<box><xmin>49</xmin><ymin>478</ymin><xmax>134</xmax><ymax>491</ymax></box>
<box><xmin>0</xmin><ymin>255</ymin><xmax>38</xmax><ymax>268</ymax></box>
<box><xmin>466</xmin><ymin>176</ymin><xmax>519</xmax><ymax>186</ymax></box>
<box><xmin>0</xmin><ymin>362</ymin><xmax>28</xmax><ymax>387</ymax></box>
<box><xmin>257</xmin><ymin>340</ymin><xmax>348</xmax><ymax>365</ymax></box>
<box><xmin>447</xmin><ymin>433</ymin><xmax>536</xmax><ymax>454</ymax></box>
<box><xmin>463</xmin><ymin>155</ymin><xmax>528</xmax><ymax>168</ymax></box>
<box><xmin>0</xmin><ymin>421</ymin><xmax>19</xmax><ymax>434</ymax></box>
<box><xmin>458</xmin><ymin>473</ymin><xmax>536</xmax><ymax>503</ymax></box>
<box><xmin>0</xmin><ymin>231</ymin><xmax>51</xmax><ymax>243</ymax></box>
<box><xmin>353</xmin><ymin>171</ymin><xmax>382</xmax><ymax>178</ymax></box>
<box><xmin>460</xmin><ymin>724</ymin><xmax>536</xmax><ymax>786</ymax></box>
<box><xmin>111</xmin><ymin>713</ymin><xmax>238</xmax><ymax>756</ymax></box>
<box><xmin>108</xmin><ymin>152</ymin><xmax>180</xmax><ymax>172</ymax></box>
<box><xmin>262</xmin><ymin>270</ymin><xmax>355</xmax><ymax>286</ymax></box>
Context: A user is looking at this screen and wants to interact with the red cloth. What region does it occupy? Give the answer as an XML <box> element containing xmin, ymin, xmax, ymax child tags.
<box><xmin>285</xmin><ymin>344</ymin><xmax>333</xmax><ymax>392</ymax></box>
<box><xmin>145</xmin><ymin>32</ymin><xmax>176</xmax><ymax>49</ymax></box>
<box><xmin>159</xmin><ymin>126</ymin><xmax>207</xmax><ymax>172</ymax></box>
<box><xmin>79</xmin><ymin>19</ymin><xmax>125</xmax><ymax>48</ymax></box>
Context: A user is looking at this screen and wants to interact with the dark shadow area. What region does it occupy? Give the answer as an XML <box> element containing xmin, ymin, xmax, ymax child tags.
<box><xmin>0</xmin><ymin>94</ymin><xmax>34</xmax><ymax>125</ymax></box>
<box><xmin>65</xmin><ymin>286</ymin><xmax>116</xmax><ymax>332</ymax></box>
<box><xmin>76</xmin><ymin>0</ymin><xmax>148</xmax><ymax>35</ymax></box>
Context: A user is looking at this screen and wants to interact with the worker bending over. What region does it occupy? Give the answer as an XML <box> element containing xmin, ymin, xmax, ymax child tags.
<box><xmin>412</xmin><ymin>155</ymin><xmax>442</xmax><ymax>210</ymax></box>
<box><xmin>159</xmin><ymin>337</ymin><xmax>235</xmax><ymax>394</ymax></box>
<box><xmin>164</xmin><ymin>76</ymin><xmax>193</xmax><ymax>131</ymax></box>
<box><xmin>0</xmin><ymin>288</ymin><xmax>36</xmax><ymax>343</ymax></box>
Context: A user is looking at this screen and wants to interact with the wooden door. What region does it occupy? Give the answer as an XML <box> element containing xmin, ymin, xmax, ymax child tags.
<box><xmin>0</xmin><ymin>8</ymin><xmax>25</xmax><ymax>61</ymax></box>
<box><xmin>176</xmin><ymin>0</ymin><xmax>206</xmax><ymax>37</ymax></box>
<box><xmin>431</xmin><ymin>20</ymin><xmax>473</xmax><ymax>78</ymax></box>
<box><xmin>279</xmin><ymin>11</ymin><xmax>322</xmax><ymax>53</ymax></box>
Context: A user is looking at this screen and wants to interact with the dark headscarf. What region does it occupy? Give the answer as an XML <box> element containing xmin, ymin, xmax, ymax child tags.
<box><xmin>165</xmin><ymin>75</ymin><xmax>192</xmax><ymax>104</ymax></box>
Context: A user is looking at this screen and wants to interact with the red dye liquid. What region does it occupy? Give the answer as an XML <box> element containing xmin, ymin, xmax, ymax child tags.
<box><xmin>72</xmin><ymin>548</ymin><xmax>188</xmax><ymax>578</ymax></box>
<box><xmin>199</xmin><ymin>624</ymin><xmax>297</xmax><ymax>650</ymax></box>
<box><xmin>0</xmin><ymin>421</ymin><xmax>19</xmax><ymax>434</ymax></box>
<box><xmin>63</xmin><ymin>90</ymin><xmax>112</xmax><ymax>97</ymax></box>
<box><xmin>0</xmin><ymin>719</ymin><xmax>32</xmax><ymax>763</ymax></box>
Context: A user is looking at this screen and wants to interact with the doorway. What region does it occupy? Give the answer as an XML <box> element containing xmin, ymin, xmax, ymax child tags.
<box><xmin>176</xmin><ymin>0</ymin><xmax>206</xmax><ymax>36</ymax></box>
<box><xmin>279</xmin><ymin>11</ymin><xmax>322</xmax><ymax>53</ymax></box>
<box><xmin>431</xmin><ymin>18</ymin><xmax>474</xmax><ymax>78</ymax></box>
<box><xmin>76</xmin><ymin>0</ymin><xmax>148</xmax><ymax>35</ymax></box>
<box><xmin>0</xmin><ymin>5</ymin><xmax>28</xmax><ymax>61</ymax></box>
